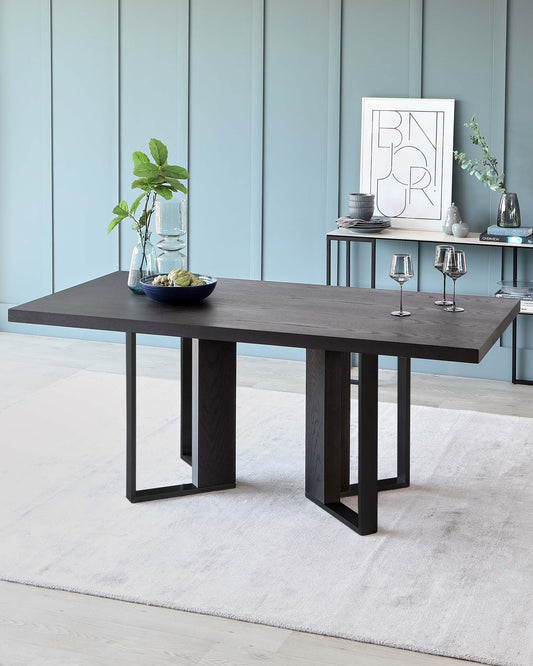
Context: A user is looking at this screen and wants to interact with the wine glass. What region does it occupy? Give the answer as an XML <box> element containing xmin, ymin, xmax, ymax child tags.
<box><xmin>443</xmin><ymin>249</ymin><xmax>467</xmax><ymax>312</ymax></box>
<box><xmin>433</xmin><ymin>244</ymin><xmax>454</xmax><ymax>306</ymax></box>
<box><xmin>390</xmin><ymin>253</ymin><xmax>414</xmax><ymax>317</ymax></box>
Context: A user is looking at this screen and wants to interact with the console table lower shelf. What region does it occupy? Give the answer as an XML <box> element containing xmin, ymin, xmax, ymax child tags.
<box><xmin>8</xmin><ymin>272</ymin><xmax>518</xmax><ymax>535</ymax></box>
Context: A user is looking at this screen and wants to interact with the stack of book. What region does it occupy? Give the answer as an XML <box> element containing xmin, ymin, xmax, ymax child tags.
<box><xmin>480</xmin><ymin>225</ymin><xmax>533</xmax><ymax>244</ymax></box>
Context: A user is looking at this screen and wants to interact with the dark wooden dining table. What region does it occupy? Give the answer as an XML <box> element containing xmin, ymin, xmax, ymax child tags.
<box><xmin>8</xmin><ymin>272</ymin><xmax>518</xmax><ymax>535</ymax></box>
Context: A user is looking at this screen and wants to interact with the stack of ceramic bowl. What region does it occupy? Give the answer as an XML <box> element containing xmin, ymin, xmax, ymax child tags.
<box><xmin>349</xmin><ymin>193</ymin><xmax>375</xmax><ymax>220</ymax></box>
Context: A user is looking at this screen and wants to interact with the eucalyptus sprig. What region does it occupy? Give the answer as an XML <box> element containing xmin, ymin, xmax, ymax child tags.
<box><xmin>453</xmin><ymin>117</ymin><xmax>505</xmax><ymax>193</ymax></box>
<box><xmin>108</xmin><ymin>138</ymin><xmax>189</xmax><ymax>274</ymax></box>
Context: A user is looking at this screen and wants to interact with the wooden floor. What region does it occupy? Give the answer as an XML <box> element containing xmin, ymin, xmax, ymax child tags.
<box><xmin>1</xmin><ymin>333</ymin><xmax>531</xmax><ymax>665</ymax></box>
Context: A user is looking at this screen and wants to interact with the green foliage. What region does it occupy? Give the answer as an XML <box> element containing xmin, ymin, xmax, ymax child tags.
<box><xmin>132</xmin><ymin>162</ymin><xmax>160</xmax><ymax>178</ymax></box>
<box><xmin>154</xmin><ymin>185</ymin><xmax>174</xmax><ymax>200</ymax></box>
<box><xmin>108</xmin><ymin>138</ymin><xmax>189</xmax><ymax>237</ymax></box>
<box><xmin>132</xmin><ymin>151</ymin><xmax>149</xmax><ymax>165</ymax></box>
<box><xmin>453</xmin><ymin>117</ymin><xmax>505</xmax><ymax>193</ymax></box>
<box><xmin>130</xmin><ymin>193</ymin><xmax>145</xmax><ymax>215</ymax></box>
<box><xmin>161</xmin><ymin>165</ymin><xmax>189</xmax><ymax>179</ymax></box>
<box><xmin>149</xmin><ymin>138</ymin><xmax>168</xmax><ymax>166</ymax></box>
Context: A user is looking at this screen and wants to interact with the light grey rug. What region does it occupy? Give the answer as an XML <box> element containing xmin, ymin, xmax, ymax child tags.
<box><xmin>1</xmin><ymin>370</ymin><xmax>533</xmax><ymax>666</ymax></box>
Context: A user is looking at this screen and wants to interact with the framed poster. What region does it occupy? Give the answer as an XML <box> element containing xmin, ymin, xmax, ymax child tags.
<box><xmin>360</xmin><ymin>98</ymin><xmax>455</xmax><ymax>230</ymax></box>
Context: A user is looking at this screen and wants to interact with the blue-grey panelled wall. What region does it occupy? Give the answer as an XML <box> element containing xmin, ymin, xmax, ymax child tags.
<box><xmin>1</xmin><ymin>0</ymin><xmax>532</xmax><ymax>379</ymax></box>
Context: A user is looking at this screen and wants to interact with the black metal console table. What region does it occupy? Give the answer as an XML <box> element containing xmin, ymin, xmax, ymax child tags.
<box><xmin>327</xmin><ymin>228</ymin><xmax>533</xmax><ymax>385</ymax></box>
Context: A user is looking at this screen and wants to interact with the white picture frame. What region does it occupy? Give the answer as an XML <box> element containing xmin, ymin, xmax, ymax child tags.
<box><xmin>360</xmin><ymin>97</ymin><xmax>455</xmax><ymax>230</ymax></box>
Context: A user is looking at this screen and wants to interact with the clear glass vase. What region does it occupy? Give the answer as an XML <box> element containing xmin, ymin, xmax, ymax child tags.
<box><xmin>128</xmin><ymin>232</ymin><xmax>158</xmax><ymax>293</ymax></box>
<box><xmin>155</xmin><ymin>197</ymin><xmax>188</xmax><ymax>273</ymax></box>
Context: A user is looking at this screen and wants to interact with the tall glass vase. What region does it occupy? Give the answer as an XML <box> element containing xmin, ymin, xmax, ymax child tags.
<box><xmin>497</xmin><ymin>193</ymin><xmax>521</xmax><ymax>228</ymax></box>
<box><xmin>155</xmin><ymin>197</ymin><xmax>188</xmax><ymax>273</ymax></box>
<box><xmin>128</xmin><ymin>232</ymin><xmax>158</xmax><ymax>293</ymax></box>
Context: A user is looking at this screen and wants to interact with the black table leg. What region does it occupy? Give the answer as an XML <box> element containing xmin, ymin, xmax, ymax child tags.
<box><xmin>342</xmin><ymin>355</ymin><xmax>411</xmax><ymax>497</ymax></box>
<box><xmin>126</xmin><ymin>332</ymin><xmax>237</xmax><ymax>503</ymax></box>
<box><xmin>305</xmin><ymin>349</ymin><xmax>378</xmax><ymax>535</ymax></box>
<box><xmin>397</xmin><ymin>356</ymin><xmax>410</xmax><ymax>487</ymax></box>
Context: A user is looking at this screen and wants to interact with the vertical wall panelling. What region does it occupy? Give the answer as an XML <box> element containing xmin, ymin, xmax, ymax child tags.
<box><xmin>119</xmin><ymin>0</ymin><xmax>189</xmax><ymax>271</ymax></box>
<box><xmin>249</xmin><ymin>0</ymin><xmax>265</xmax><ymax>280</ymax></box>
<box><xmin>0</xmin><ymin>0</ymin><xmax>52</xmax><ymax>305</ymax></box>
<box><xmin>263</xmin><ymin>0</ymin><xmax>336</xmax><ymax>285</ymax></box>
<box><xmin>423</xmin><ymin>0</ymin><xmax>500</xmax><ymax>232</ymax></box>
<box><xmin>339</xmin><ymin>0</ymin><xmax>411</xmax><ymax>289</ymax></box>
<box><xmin>489</xmin><ymin>0</ymin><xmax>508</xmax><ymax>221</ymax></box>
<box><xmin>421</xmin><ymin>0</ymin><xmax>507</xmax><ymax>304</ymax></box>
<box><xmin>326</xmin><ymin>1</ymin><xmax>342</xmax><ymax>230</ymax></box>
<box><xmin>177</xmin><ymin>0</ymin><xmax>190</xmax><ymax>173</ymax></box>
<box><xmin>408</xmin><ymin>0</ymin><xmax>423</xmax><ymax>98</ymax></box>
<box><xmin>52</xmin><ymin>0</ymin><xmax>119</xmax><ymax>291</ymax></box>
<box><xmin>188</xmin><ymin>0</ymin><xmax>260</xmax><ymax>279</ymax></box>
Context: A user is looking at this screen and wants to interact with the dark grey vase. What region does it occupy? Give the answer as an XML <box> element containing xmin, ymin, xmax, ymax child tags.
<box><xmin>497</xmin><ymin>192</ymin><xmax>521</xmax><ymax>228</ymax></box>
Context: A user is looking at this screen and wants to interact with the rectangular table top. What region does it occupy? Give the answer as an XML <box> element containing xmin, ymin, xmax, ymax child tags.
<box><xmin>328</xmin><ymin>227</ymin><xmax>533</xmax><ymax>249</ymax></box>
<box><xmin>8</xmin><ymin>271</ymin><xmax>519</xmax><ymax>363</ymax></box>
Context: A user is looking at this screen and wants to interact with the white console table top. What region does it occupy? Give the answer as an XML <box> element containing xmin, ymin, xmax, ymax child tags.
<box><xmin>327</xmin><ymin>227</ymin><xmax>533</xmax><ymax>249</ymax></box>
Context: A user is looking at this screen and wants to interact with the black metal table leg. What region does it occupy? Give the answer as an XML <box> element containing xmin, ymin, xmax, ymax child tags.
<box><xmin>509</xmin><ymin>246</ymin><xmax>533</xmax><ymax>385</ymax></box>
<box><xmin>126</xmin><ymin>332</ymin><xmax>237</xmax><ymax>503</ymax></box>
<box><xmin>370</xmin><ymin>239</ymin><xmax>376</xmax><ymax>289</ymax></box>
<box><xmin>305</xmin><ymin>349</ymin><xmax>378</xmax><ymax>535</ymax></box>
<box><xmin>326</xmin><ymin>237</ymin><xmax>332</xmax><ymax>285</ymax></box>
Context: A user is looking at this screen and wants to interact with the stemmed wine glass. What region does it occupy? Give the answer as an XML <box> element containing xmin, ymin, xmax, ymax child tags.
<box><xmin>390</xmin><ymin>253</ymin><xmax>414</xmax><ymax>317</ymax></box>
<box><xmin>434</xmin><ymin>244</ymin><xmax>454</xmax><ymax>306</ymax></box>
<box><xmin>443</xmin><ymin>249</ymin><xmax>467</xmax><ymax>312</ymax></box>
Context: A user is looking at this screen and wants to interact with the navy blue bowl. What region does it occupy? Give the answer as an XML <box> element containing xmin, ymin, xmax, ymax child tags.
<box><xmin>140</xmin><ymin>274</ymin><xmax>217</xmax><ymax>304</ymax></box>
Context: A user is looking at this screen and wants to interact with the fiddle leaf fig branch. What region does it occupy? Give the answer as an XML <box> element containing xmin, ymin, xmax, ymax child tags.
<box><xmin>108</xmin><ymin>138</ymin><xmax>189</xmax><ymax>274</ymax></box>
<box><xmin>453</xmin><ymin>117</ymin><xmax>505</xmax><ymax>193</ymax></box>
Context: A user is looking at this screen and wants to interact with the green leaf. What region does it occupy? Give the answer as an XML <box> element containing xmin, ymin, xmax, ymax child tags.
<box><xmin>149</xmin><ymin>138</ymin><xmax>168</xmax><ymax>166</ymax></box>
<box><xmin>133</xmin><ymin>162</ymin><xmax>160</xmax><ymax>178</ymax></box>
<box><xmin>112</xmin><ymin>203</ymin><xmax>128</xmax><ymax>217</ymax></box>
<box><xmin>131</xmin><ymin>178</ymin><xmax>151</xmax><ymax>191</ymax></box>
<box><xmin>119</xmin><ymin>200</ymin><xmax>129</xmax><ymax>213</ymax></box>
<box><xmin>154</xmin><ymin>185</ymin><xmax>173</xmax><ymax>200</ymax></box>
<box><xmin>108</xmin><ymin>216</ymin><xmax>123</xmax><ymax>233</ymax></box>
<box><xmin>132</xmin><ymin>151</ymin><xmax>149</xmax><ymax>166</ymax></box>
<box><xmin>161</xmin><ymin>165</ymin><xmax>189</xmax><ymax>180</ymax></box>
<box><xmin>130</xmin><ymin>193</ymin><xmax>146</xmax><ymax>215</ymax></box>
<box><xmin>174</xmin><ymin>181</ymin><xmax>188</xmax><ymax>194</ymax></box>
<box><xmin>165</xmin><ymin>177</ymin><xmax>188</xmax><ymax>193</ymax></box>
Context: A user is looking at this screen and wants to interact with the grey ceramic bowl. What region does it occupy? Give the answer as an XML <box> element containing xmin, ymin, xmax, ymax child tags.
<box><xmin>349</xmin><ymin>203</ymin><xmax>375</xmax><ymax>210</ymax></box>
<box><xmin>349</xmin><ymin>204</ymin><xmax>375</xmax><ymax>221</ymax></box>
<box><xmin>349</xmin><ymin>193</ymin><xmax>374</xmax><ymax>201</ymax></box>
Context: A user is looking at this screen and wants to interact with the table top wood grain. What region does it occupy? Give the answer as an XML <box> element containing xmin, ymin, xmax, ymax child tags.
<box><xmin>8</xmin><ymin>271</ymin><xmax>519</xmax><ymax>363</ymax></box>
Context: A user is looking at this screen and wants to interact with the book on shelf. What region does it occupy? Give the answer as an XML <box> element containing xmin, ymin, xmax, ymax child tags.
<box><xmin>480</xmin><ymin>232</ymin><xmax>533</xmax><ymax>244</ymax></box>
<box><xmin>487</xmin><ymin>224</ymin><xmax>532</xmax><ymax>237</ymax></box>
